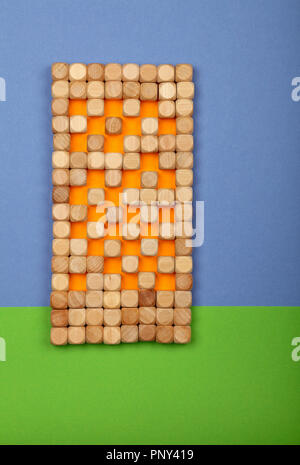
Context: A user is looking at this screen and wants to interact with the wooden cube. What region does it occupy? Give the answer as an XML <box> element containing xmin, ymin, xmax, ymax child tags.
<box><xmin>159</xmin><ymin>82</ymin><xmax>176</xmax><ymax>100</ymax></box>
<box><xmin>69</xmin><ymin>63</ymin><xmax>87</xmax><ymax>81</ymax></box>
<box><xmin>106</xmin><ymin>206</ymin><xmax>123</xmax><ymax>223</ymax></box>
<box><xmin>175</xmin><ymin>169</ymin><xmax>193</xmax><ymax>187</ymax></box>
<box><xmin>105</xmin><ymin>170</ymin><xmax>122</xmax><ymax>187</ymax></box>
<box><xmin>52</xmin><ymin>151</ymin><xmax>69</xmax><ymax>169</ymax></box>
<box><xmin>159</xmin><ymin>152</ymin><xmax>175</xmax><ymax>170</ymax></box>
<box><xmin>141</xmin><ymin>171</ymin><xmax>158</xmax><ymax>188</ymax></box>
<box><xmin>88</xmin><ymin>188</ymin><xmax>105</xmax><ymax>205</ymax></box>
<box><xmin>159</xmin><ymin>223</ymin><xmax>175</xmax><ymax>240</ymax></box>
<box><xmin>68</xmin><ymin>326</ymin><xmax>86</xmax><ymax>345</ymax></box>
<box><xmin>139</xmin><ymin>324</ymin><xmax>156</xmax><ymax>341</ymax></box>
<box><xmin>68</xmin><ymin>290</ymin><xmax>85</xmax><ymax>308</ymax></box>
<box><xmin>174</xmin><ymin>308</ymin><xmax>191</xmax><ymax>325</ymax></box>
<box><xmin>157</xmin><ymin>64</ymin><xmax>174</xmax><ymax>82</ymax></box>
<box><xmin>175</xmin><ymin>273</ymin><xmax>193</xmax><ymax>290</ymax></box>
<box><xmin>105</xmin><ymin>117</ymin><xmax>122</xmax><ymax>135</ymax></box>
<box><xmin>175</xmin><ymin>291</ymin><xmax>192</xmax><ymax>308</ymax></box>
<box><xmin>176</xmin><ymin>135</ymin><xmax>194</xmax><ymax>152</ymax></box>
<box><xmin>175</xmin><ymin>221</ymin><xmax>193</xmax><ymax>238</ymax></box>
<box><xmin>121</xmin><ymin>308</ymin><xmax>139</xmax><ymax>325</ymax></box>
<box><xmin>87</xmin><ymin>135</ymin><xmax>104</xmax><ymax>151</ymax></box>
<box><xmin>52</xmin><ymin>62</ymin><xmax>69</xmax><ymax>80</ymax></box>
<box><xmin>51</xmin><ymin>80</ymin><xmax>69</xmax><ymax>99</ymax></box>
<box><xmin>141</xmin><ymin>117</ymin><xmax>158</xmax><ymax>136</ymax></box>
<box><xmin>53</xmin><ymin>221</ymin><xmax>70</xmax><ymax>239</ymax></box>
<box><xmin>70</xmin><ymin>205</ymin><xmax>87</xmax><ymax>222</ymax></box>
<box><xmin>176</xmin><ymin>152</ymin><xmax>193</xmax><ymax>169</ymax></box>
<box><xmin>123</xmin><ymin>82</ymin><xmax>140</xmax><ymax>99</ymax></box>
<box><xmin>52</xmin><ymin>98</ymin><xmax>69</xmax><ymax>116</ymax></box>
<box><xmin>86</xmin><ymin>273</ymin><xmax>103</xmax><ymax>290</ymax></box>
<box><xmin>103</xmin><ymin>274</ymin><xmax>121</xmax><ymax>291</ymax></box>
<box><xmin>105</xmin><ymin>152</ymin><xmax>123</xmax><ymax>169</ymax></box>
<box><xmin>158</xmin><ymin>134</ymin><xmax>175</xmax><ymax>152</ymax></box>
<box><xmin>87</xmin><ymin>99</ymin><xmax>104</xmax><ymax>116</ymax></box>
<box><xmin>52</xmin><ymin>256</ymin><xmax>69</xmax><ymax>274</ymax></box>
<box><xmin>138</xmin><ymin>289</ymin><xmax>156</xmax><ymax>307</ymax></box>
<box><xmin>121</xmin><ymin>325</ymin><xmax>138</xmax><ymax>343</ymax></box>
<box><xmin>105</xmin><ymin>81</ymin><xmax>122</xmax><ymax>99</ymax></box>
<box><xmin>69</xmin><ymin>256</ymin><xmax>87</xmax><ymax>274</ymax></box>
<box><xmin>175</xmin><ymin>202</ymin><xmax>193</xmax><ymax>221</ymax></box>
<box><xmin>121</xmin><ymin>290</ymin><xmax>139</xmax><ymax>308</ymax></box>
<box><xmin>156</xmin><ymin>308</ymin><xmax>174</xmax><ymax>326</ymax></box>
<box><xmin>140</xmin><ymin>83</ymin><xmax>157</xmax><ymax>101</ymax></box>
<box><xmin>51</xmin><ymin>273</ymin><xmax>69</xmax><ymax>291</ymax></box>
<box><xmin>87</xmin><ymin>81</ymin><xmax>104</xmax><ymax>98</ymax></box>
<box><xmin>140</xmin><ymin>188</ymin><xmax>157</xmax><ymax>204</ymax></box>
<box><xmin>138</xmin><ymin>272</ymin><xmax>156</xmax><ymax>289</ymax></box>
<box><xmin>52</xmin><ymin>203</ymin><xmax>70</xmax><ymax>221</ymax></box>
<box><xmin>51</xmin><ymin>309</ymin><xmax>68</xmax><ymax>327</ymax></box>
<box><xmin>70</xmin><ymin>81</ymin><xmax>86</xmax><ymax>99</ymax></box>
<box><xmin>70</xmin><ymin>151</ymin><xmax>87</xmax><ymax>169</ymax></box>
<box><xmin>123</xmin><ymin>99</ymin><xmax>140</xmax><ymax>117</ymax></box>
<box><xmin>69</xmin><ymin>308</ymin><xmax>85</xmax><ymax>326</ymax></box>
<box><xmin>140</xmin><ymin>64</ymin><xmax>157</xmax><ymax>82</ymax></box>
<box><xmin>122</xmin><ymin>188</ymin><xmax>139</xmax><ymax>205</ymax></box>
<box><xmin>53</xmin><ymin>135</ymin><xmax>70</xmax><ymax>154</ymax></box>
<box><xmin>87</xmin><ymin>256</ymin><xmax>104</xmax><ymax>273</ymax></box>
<box><xmin>141</xmin><ymin>238</ymin><xmax>158</xmax><ymax>256</ymax></box>
<box><xmin>141</xmin><ymin>135</ymin><xmax>158</xmax><ymax>153</ymax></box>
<box><xmin>175</xmin><ymin>238</ymin><xmax>192</xmax><ymax>256</ymax></box>
<box><xmin>139</xmin><ymin>307</ymin><xmax>156</xmax><ymax>324</ymax></box>
<box><xmin>175</xmin><ymin>64</ymin><xmax>193</xmax><ymax>82</ymax></box>
<box><xmin>176</xmin><ymin>186</ymin><xmax>193</xmax><ymax>202</ymax></box>
<box><xmin>123</xmin><ymin>135</ymin><xmax>140</xmax><ymax>152</ymax></box>
<box><xmin>140</xmin><ymin>205</ymin><xmax>158</xmax><ymax>223</ymax></box>
<box><xmin>156</xmin><ymin>290</ymin><xmax>174</xmax><ymax>308</ymax></box>
<box><xmin>86</xmin><ymin>326</ymin><xmax>103</xmax><ymax>344</ymax></box>
<box><xmin>103</xmin><ymin>327</ymin><xmax>121</xmax><ymax>345</ymax></box>
<box><xmin>103</xmin><ymin>291</ymin><xmax>121</xmax><ymax>309</ymax></box>
<box><xmin>52</xmin><ymin>239</ymin><xmax>69</xmax><ymax>256</ymax></box>
<box><xmin>176</xmin><ymin>117</ymin><xmax>193</xmax><ymax>135</ymax></box>
<box><xmin>157</xmin><ymin>256</ymin><xmax>175</xmax><ymax>273</ymax></box>
<box><xmin>122</xmin><ymin>63</ymin><xmax>139</xmax><ymax>81</ymax></box>
<box><xmin>177</xmin><ymin>82</ymin><xmax>194</xmax><ymax>99</ymax></box>
<box><xmin>87</xmin><ymin>63</ymin><xmax>104</xmax><ymax>81</ymax></box>
<box><xmin>86</xmin><ymin>308</ymin><xmax>103</xmax><ymax>326</ymax></box>
<box><xmin>157</xmin><ymin>188</ymin><xmax>174</xmax><ymax>204</ymax></box>
<box><xmin>175</xmin><ymin>256</ymin><xmax>193</xmax><ymax>273</ymax></box>
<box><xmin>50</xmin><ymin>291</ymin><xmax>68</xmax><ymax>309</ymax></box>
<box><xmin>87</xmin><ymin>151</ymin><xmax>105</xmax><ymax>169</ymax></box>
<box><xmin>105</xmin><ymin>63</ymin><xmax>122</xmax><ymax>81</ymax></box>
<box><xmin>70</xmin><ymin>169</ymin><xmax>87</xmax><ymax>186</ymax></box>
<box><xmin>156</xmin><ymin>326</ymin><xmax>174</xmax><ymax>343</ymax></box>
<box><xmin>52</xmin><ymin>186</ymin><xmax>70</xmax><ymax>204</ymax></box>
<box><xmin>52</xmin><ymin>168</ymin><xmax>69</xmax><ymax>186</ymax></box>
<box><xmin>176</xmin><ymin>99</ymin><xmax>193</xmax><ymax>117</ymax></box>
<box><xmin>104</xmin><ymin>239</ymin><xmax>121</xmax><ymax>257</ymax></box>
<box><xmin>52</xmin><ymin>116</ymin><xmax>69</xmax><ymax>133</ymax></box>
<box><xmin>87</xmin><ymin>221</ymin><xmax>105</xmax><ymax>239</ymax></box>
<box><xmin>86</xmin><ymin>290</ymin><xmax>103</xmax><ymax>308</ymax></box>
<box><xmin>123</xmin><ymin>153</ymin><xmax>140</xmax><ymax>170</ymax></box>
<box><xmin>70</xmin><ymin>239</ymin><xmax>88</xmax><ymax>256</ymax></box>
<box><xmin>158</xmin><ymin>101</ymin><xmax>175</xmax><ymax>118</ymax></box>
<box><xmin>174</xmin><ymin>326</ymin><xmax>191</xmax><ymax>344</ymax></box>
<box><xmin>122</xmin><ymin>256</ymin><xmax>139</xmax><ymax>273</ymax></box>
<box><xmin>122</xmin><ymin>223</ymin><xmax>140</xmax><ymax>240</ymax></box>
<box><xmin>103</xmin><ymin>309</ymin><xmax>121</xmax><ymax>326</ymax></box>
<box><xmin>50</xmin><ymin>327</ymin><xmax>68</xmax><ymax>346</ymax></box>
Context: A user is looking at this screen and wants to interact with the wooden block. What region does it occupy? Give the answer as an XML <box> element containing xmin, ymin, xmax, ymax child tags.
<box><xmin>122</xmin><ymin>223</ymin><xmax>140</xmax><ymax>240</ymax></box>
<box><xmin>175</xmin><ymin>238</ymin><xmax>192</xmax><ymax>256</ymax></box>
<box><xmin>52</xmin><ymin>168</ymin><xmax>69</xmax><ymax>186</ymax></box>
<box><xmin>121</xmin><ymin>290</ymin><xmax>139</xmax><ymax>308</ymax></box>
<box><xmin>52</xmin><ymin>256</ymin><xmax>69</xmax><ymax>274</ymax></box>
<box><xmin>69</xmin><ymin>63</ymin><xmax>87</xmax><ymax>81</ymax></box>
<box><xmin>176</xmin><ymin>152</ymin><xmax>193</xmax><ymax>169</ymax></box>
<box><xmin>105</xmin><ymin>169</ymin><xmax>122</xmax><ymax>187</ymax></box>
<box><xmin>176</xmin><ymin>135</ymin><xmax>193</xmax><ymax>152</ymax></box>
<box><xmin>156</xmin><ymin>308</ymin><xmax>173</xmax><ymax>325</ymax></box>
<box><xmin>103</xmin><ymin>291</ymin><xmax>121</xmax><ymax>309</ymax></box>
<box><xmin>88</xmin><ymin>151</ymin><xmax>105</xmax><ymax>169</ymax></box>
<box><xmin>158</xmin><ymin>152</ymin><xmax>175</xmax><ymax>170</ymax></box>
<box><xmin>70</xmin><ymin>115</ymin><xmax>87</xmax><ymax>134</ymax></box>
<box><xmin>103</xmin><ymin>326</ymin><xmax>121</xmax><ymax>345</ymax></box>
<box><xmin>70</xmin><ymin>238</ymin><xmax>88</xmax><ymax>256</ymax></box>
<box><xmin>159</xmin><ymin>223</ymin><xmax>175</xmax><ymax>240</ymax></box>
<box><xmin>141</xmin><ymin>117</ymin><xmax>158</xmax><ymax>136</ymax></box>
<box><xmin>175</xmin><ymin>169</ymin><xmax>193</xmax><ymax>187</ymax></box>
<box><xmin>52</xmin><ymin>98</ymin><xmax>69</xmax><ymax>116</ymax></box>
<box><xmin>138</xmin><ymin>272</ymin><xmax>156</xmax><ymax>289</ymax></box>
<box><xmin>105</xmin><ymin>152</ymin><xmax>123</xmax><ymax>169</ymax></box>
<box><xmin>159</xmin><ymin>82</ymin><xmax>176</xmax><ymax>100</ymax></box>
<box><xmin>156</xmin><ymin>326</ymin><xmax>174</xmax><ymax>343</ymax></box>
<box><xmin>158</xmin><ymin>134</ymin><xmax>176</xmax><ymax>152</ymax></box>
<box><xmin>52</xmin><ymin>203</ymin><xmax>70</xmax><ymax>221</ymax></box>
<box><xmin>70</xmin><ymin>151</ymin><xmax>87</xmax><ymax>169</ymax></box>
<box><xmin>69</xmin><ymin>308</ymin><xmax>85</xmax><ymax>326</ymax></box>
<box><xmin>87</xmin><ymin>256</ymin><xmax>104</xmax><ymax>273</ymax></box>
<box><xmin>174</xmin><ymin>308</ymin><xmax>191</xmax><ymax>325</ymax></box>
<box><xmin>104</xmin><ymin>274</ymin><xmax>121</xmax><ymax>291</ymax></box>
<box><xmin>175</xmin><ymin>273</ymin><xmax>193</xmax><ymax>290</ymax></box>
<box><xmin>175</xmin><ymin>221</ymin><xmax>193</xmax><ymax>238</ymax></box>
<box><xmin>52</xmin><ymin>116</ymin><xmax>69</xmax><ymax>133</ymax></box>
<box><xmin>87</xmin><ymin>81</ymin><xmax>104</xmax><ymax>98</ymax></box>
<box><xmin>123</xmin><ymin>135</ymin><xmax>140</xmax><ymax>152</ymax></box>
<box><xmin>157</xmin><ymin>64</ymin><xmax>174</xmax><ymax>82</ymax></box>
<box><xmin>70</xmin><ymin>81</ymin><xmax>86</xmax><ymax>99</ymax></box>
<box><xmin>139</xmin><ymin>307</ymin><xmax>156</xmax><ymax>324</ymax></box>
<box><xmin>105</xmin><ymin>81</ymin><xmax>122</xmax><ymax>99</ymax></box>
<box><xmin>121</xmin><ymin>325</ymin><xmax>138</xmax><ymax>343</ymax></box>
<box><xmin>141</xmin><ymin>171</ymin><xmax>158</xmax><ymax>188</ymax></box>
<box><xmin>140</xmin><ymin>64</ymin><xmax>157</xmax><ymax>82</ymax></box>
<box><xmin>104</xmin><ymin>310</ymin><xmax>121</xmax><ymax>329</ymax></box>
<box><xmin>141</xmin><ymin>135</ymin><xmax>158</xmax><ymax>153</ymax></box>
<box><xmin>87</xmin><ymin>188</ymin><xmax>105</xmax><ymax>206</ymax></box>
<box><xmin>51</xmin><ymin>80</ymin><xmax>69</xmax><ymax>99</ymax></box>
<box><xmin>50</xmin><ymin>291</ymin><xmax>68</xmax><ymax>309</ymax></box>
<box><xmin>122</xmin><ymin>256</ymin><xmax>139</xmax><ymax>273</ymax></box>
<box><xmin>68</xmin><ymin>326</ymin><xmax>86</xmax><ymax>344</ymax></box>
<box><xmin>123</xmin><ymin>153</ymin><xmax>140</xmax><ymax>170</ymax></box>
<box><xmin>106</xmin><ymin>206</ymin><xmax>123</xmax><ymax>223</ymax></box>
<box><xmin>86</xmin><ymin>326</ymin><xmax>103</xmax><ymax>344</ymax></box>
<box><xmin>123</xmin><ymin>82</ymin><xmax>140</xmax><ymax>99</ymax></box>
<box><xmin>52</xmin><ymin>62</ymin><xmax>69</xmax><ymax>80</ymax></box>
<box><xmin>52</xmin><ymin>186</ymin><xmax>70</xmax><ymax>204</ymax></box>
<box><xmin>105</xmin><ymin>117</ymin><xmax>122</xmax><ymax>135</ymax></box>
<box><xmin>86</xmin><ymin>290</ymin><xmax>103</xmax><ymax>308</ymax></box>
<box><xmin>122</xmin><ymin>188</ymin><xmax>139</xmax><ymax>205</ymax></box>
<box><xmin>123</xmin><ymin>98</ymin><xmax>140</xmax><ymax>117</ymax></box>
<box><xmin>86</xmin><ymin>273</ymin><xmax>103</xmax><ymax>290</ymax></box>
<box><xmin>53</xmin><ymin>134</ymin><xmax>70</xmax><ymax>151</ymax></box>
<box><xmin>175</xmin><ymin>202</ymin><xmax>193</xmax><ymax>221</ymax></box>
<box><xmin>175</xmin><ymin>64</ymin><xmax>193</xmax><ymax>82</ymax></box>
<box><xmin>86</xmin><ymin>308</ymin><xmax>103</xmax><ymax>326</ymax></box>
<box><xmin>158</xmin><ymin>101</ymin><xmax>175</xmax><ymax>118</ymax></box>
<box><xmin>68</xmin><ymin>290</ymin><xmax>85</xmax><ymax>308</ymax></box>
<box><xmin>87</xmin><ymin>135</ymin><xmax>104</xmax><ymax>151</ymax></box>
<box><xmin>140</xmin><ymin>188</ymin><xmax>157</xmax><ymax>204</ymax></box>
<box><xmin>87</xmin><ymin>63</ymin><xmax>104</xmax><ymax>81</ymax></box>
<box><xmin>176</xmin><ymin>99</ymin><xmax>193</xmax><ymax>117</ymax></box>
<box><xmin>69</xmin><ymin>256</ymin><xmax>87</xmax><ymax>274</ymax></box>
<box><xmin>87</xmin><ymin>221</ymin><xmax>105</xmax><ymax>239</ymax></box>
<box><xmin>140</xmin><ymin>205</ymin><xmax>158</xmax><ymax>223</ymax></box>
<box><xmin>138</xmin><ymin>289</ymin><xmax>156</xmax><ymax>307</ymax></box>
<box><xmin>122</xmin><ymin>63</ymin><xmax>139</xmax><ymax>81</ymax></box>
<box><xmin>175</xmin><ymin>290</ymin><xmax>192</xmax><ymax>308</ymax></box>
<box><xmin>70</xmin><ymin>205</ymin><xmax>87</xmax><ymax>222</ymax></box>
<box><xmin>50</xmin><ymin>327</ymin><xmax>68</xmax><ymax>346</ymax></box>
<box><xmin>174</xmin><ymin>325</ymin><xmax>191</xmax><ymax>344</ymax></box>
<box><xmin>157</xmin><ymin>256</ymin><xmax>175</xmax><ymax>273</ymax></box>
<box><xmin>53</xmin><ymin>221</ymin><xmax>70</xmax><ymax>239</ymax></box>
<box><xmin>156</xmin><ymin>290</ymin><xmax>174</xmax><ymax>308</ymax></box>
<box><xmin>176</xmin><ymin>186</ymin><xmax>193</xmax><ymax>202</ymax></box>
<box><xmin>52</xmin><ymin>151</ymin><xmax>69</xmax><ymax>169</ymax></box>
<box><xmin>141</xmin><ymin>238</ymin><xmax>158</xmax><ymax>256</ymax></box>
<box><xmin>140</xmin><ymin>83</ymin><xmax>157</xmax><ymax>101</ymax></box>
<box><xmin>51</xmin><ymin>273</ymin><xmax>69</xmax><ymax>291</ymax></box>
<box><xmin>177</xmin><ymin>81</ymin><xmax>194</xmax><ymax>99</ymax></box>
<box><xmin>105</xmin><ymin>63</ymin><xmax>122</xmax><ymax>81</ymax></box>
<box><xmin>175</xmin><ymin>256</ymin><xmax>193</xmax><ymax>273</ymax></box>
<box><xmin>104</xmin><ymin>239</ymin><xmax>121</xmax><ymax>257</ymax></box>
<box><xmin>51</xmin><ymin>309</ymin><xmax>68</xmax><ymax>327</ymax></box>
<box><xmin>70</xmin><ymin>169</ymin><xmax>87</xmax><ymax>186</ymax></box>
<box><xmin>139</xmin><ymin>324</ymin><xmax>156</xmax><ymax>341</ymax></box>
<box><xmin>87</xmin><ymin>99</ymin><xmax>104</xmax><ymax>116</ymax></box>
<box><xmin>52</xmin><ymin>238</ymin><xmax>69</xmax><ymax>256</ymax></box>
<box><xmin>176</xmin><ymin>117</ymin><xmax>193</xmax><ymax>135</ymax></box>
<box><xmin>121</xmin><ymin>308</ymin><xmax>139</xmax><ymax>325</ymax></box>
<box><xmin>157</xmin><ymin>188</ymin><xmax>174</xmax><ymax>204</ymax></box>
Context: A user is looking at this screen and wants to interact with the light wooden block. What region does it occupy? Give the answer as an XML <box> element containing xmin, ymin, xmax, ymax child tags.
<box><xmin>69</xmin><ymin>168</ymin><xmax>87</xmax><ymax>187</ymax></box>
<box><xmin>122</xmin><ymin>256</ymin><xmax>139</xmax><ymax>273</ymax></box>
<box><xmin>175</xmin><ymin>221</ymin><xmax>193</xmax><ymax>238</ymax></box>
<box><xmin>141</xmin><ymin>171</ymin><xmax>158</xmax><ymax>188</ymax></box>
<box><xmin>88</xmin><ymin>151</ymin><xmax>105</xmax><ymax>169</ymax></box>
<box><xmin>157</xmin><ymin>256</ymin><xmax>175</xmax><ymax>273</ymax></box>
<box><xmin>52</xmin><ymin>151</ymin><xmax>69</xmax><ymax>169</ymax></box>
<box><xmin>121</xmin><ymin>325</ymin><xmax>138</xmax><ymax>343</ymax></box>
<box><xmin>104</xmin><ymin>274</ymin><xmax>121</xmax><ymax>291</ymax></box>
<box><xmin>139</xmin><ymin>325</ymin><xmax>156</xmax><ymax>341</ymax></box>
<box><xmin>51</xmin><ymin>309</ymin><xmax>68</xmax><ymax>327</ymax></box>
<box><xmin>122</xmin><ymin>223</ymin><xmax>140</xmax><ymax>240</ymax></box>
<box><xmin>138</xmin><ymin>272</ymin><xmax>156</xmax><ymax>290</ymax></box>
<box><xmin>158</xmin><ymin>134</ymin><xmax>176</xmax><ymax>152</ymax></box>
<box><xmin>159</xmin><ymin>151</ymin><xmax>175</xmax><ymax>170</ymax></box>
<box><xmin>176</xmin><ymin>152</ymin><xmax>193</xmax><ymax>169</ymax></box>
<box><xmin>51</xmin><ymin>327</ymin><xmax>68</xmax><ymax>346</ymax></box>
<box><xmin>105</xmin><ymin>169</ymin><xmax>122</xmax><ymax>187</ymax></box>
<box><xmin>123</xmin><ymin>135</ymin><xmax>140</xmax><ymax>152</ymax></box>
<box><xmin>177</xmin><ymin>81</ymin><xmax>194</xmax><ymax>99</ymax></box>
<box><xmin>159</xmin><ymin>82</ymin><xmax>176</xmax><ymax>100</ymax></box>
<box><xmin>175</xmin><ymin>238</ymin><xmax>192</xmax><ymax>256</ymax></box>
<box><xmin>140</xmin><ymin>64</ymin><xmax>157</xmax><ymax>82</ymax></box>
<box><xmin>121</xmin><ymin>290</ymin><xmax>139</xmax><ymax>308</ymax></box>
<box><xmin>138</xmin><ymin>289</ymin><xmax>156</xmax><ymax>307</ymax></box>
<box><xmin>176</xmin><ymin>135</ymin><xmax>194</xmax><ymax>152</ymax></box>
<box><xmin>174</xmin><ymin>308</ymin><xmax>191</xmax><ymax>325</ymax></box>
<box><xmin>141</xmin><ymin>135</ymin><xmax>158</xmax><ymax>153</ymax></box>
<box><xmin>70</xmin><ymin>81</ymin><xmax>86</xmax><ymax>99</ymax></box>
<box><xmin>175</xmin><ymin>256</ymin><xmax>193</xmax><ymax>273</ymax></box>
<box><xmin>105</xmin><ymin>117</ymin><xmax>122</xmax><ymax>135</ymax></box>
<box><xmin>175</xmin><ymin>290</ymin><xmax>192</xmax><ymax>308</ymax></box>
<box><xmin>86</xmin><ymin>308</ymin><xmax>103</xmax><ymax>326</ymax></box>
<box><xmin>175</xmin><ymin>64</ymin><xmax>193</xmax><ymax>82</ymax></box>
<box><xmin>68</xmin><ymin>290</ymin><xmax>85</xmax><ymax>308</ymax></box>
<box><xmin>156</xmin><ymin>326</ymin><xmax>174</xmax><ymax>343</ymax></box>
<box><xmin>52</xmin><ymin>186</ymin><xmax>70</xmax><ymax>203</ymax></box>
<box><xmin>175</xmin><ymin>169</ymin><xmax>193</xmax><ymax>187</ymax></box>
<box><xmin>69</xmin><ymin>308</ymin><xmax>85</xmax><ymax>326</ymax></box>
<box><xmin>176</xmin><ymin>186</ymin><xmax>193</xmax><ymax>202</ymax></box>
<box><xmin>123</xmin><ymin>153</ymin><xmax>140</xmax><ymax>170</ymax></box>
<box><xmin>87</xmin><ymin>188</ymin><xmax>105</xmax><ymax>205</ymax></box>
<box><xmin>87</xmin><ymin>134</ymin><xmax>104</xmax><ymax>151</ymax></box>
<box><xmin>70</xmin><ymin>239</ymin><xmax>88</xmax><ymax>256</ymax></box>
<box><xmin>175</xmin><ymin>202</ymin><xmax>193</xmax><ymax>221</ymax></box>
<box><xmin>87</xmin><ymin>221</ymin><xmax>105</xmax><ymax>239</ymax></box>
<box><xmin>141</xmin><ymin>238</ymin><xmax>158</xmax><ymax>256</ymax></box>
<box><xmin>122</xmin><ymin>63</ymin><xmax>139</xmax><ymax>81</ymax></box>
<box><xmin>70</xmin><ymin>151</ymin><xmax>87</xmax><ymax>169</ymax></box>
<box><xmin>52</xmin><ymin>98</ymin><xmax>69</xmax><ymax>116</ymax></box>
<box><xmin>51</xmin><ymin>80</ymin><xmax>69</xmax><ymax>99</ymax></box>
<box><xmin>174</xmin><ymin>326</ymin><xmax>191</xmax><ymax>344</ymax></box>
<box><xmin>87</xmin><ymin>81</ymin><xmax>104</xmax><ymax>98</ymax></box>
<box><xmin>104</xmin><ymin>239</ymin><xmax>121</xmax><ymax>257</ymax></box>
<box><xmin>52</xmin><ymin>62</ymin><xmax>69</xmax><ymax>80</ymax></box>
<box><xmin>53</xmin><ymin>221</ymin><xmax>70</xmax><ymax>239</ymax></box>
<box><xmin>123</xmin><ymin>82</ymin><xmax>140</xmax><ymax>99</ymax></box>
<box><xmin>70</xmin><ymin>205</ymin><xmax>87</xmax><ymax>222</ymax></box>
<box><xmin>86</xmin><ymin>326</ymin><xmax>103</xmax><ymax>344</ymax></box>
<box><xmin>156</xmin><ymin>308</ymin><xmax>174</xmax><ymax>326</ymax></box>
<box><xmin>158</xmin><ymin>101</ymin><xmax>175</xmax><ymax>118</ymax></box>
<box><xmin>69</xmin><ymin>63</ymin><xmax>87</xmax><ymax>81</ymax></box>
<box><xmin>105</xmin><ymin>152</ymin><xmax>123</xmax><ymax>169</ymax></box>
<box><xmin>86</xmin><ymin>290</ymin><xmax>103</xmax><ymax>308</ymax></box>
<box><xmin>52</xmin><ymin>168</ymin><xmax>69</xmax><ymax>186</ymax></box>
<box><xmin>105</xmin><ymin>63</ymin><xmax>122</xmax><ymax>81</ymax></box>
<box><xmin>103</xmin><ymin>327</ymin><xmax>121</xmax><ymax>345</ymax></box>
<box><xmin>121</xmin><ymin>308</ymin><xmax>139</xmax><ymax>325</ymax></box>
<box><xmin>141</xmin><ymin>117</ymin><xmax>158</xmax><ymax>136</ymax></box>
<box><xmin>157</xmin><ymin>188</ymin><xmax>175</xmax><ymax>204</ymax></box>
<box><xmin>105</xmin><ymin>81</ymin><xmax>122</xmax><ymax>99</ymax></box>
<box><xmin>140</xmin><ymin>205</ymin><xmax>158</xmax><ymax>223</ymax></box>
<box><xmin>122</xmin><ymin>188</ymin><xmax>139</xmax><ymax>205</ymax></box>
<box><xmin>87</xmin><ymin>99</ymin><xmax>104</xmax><ymax>116</ymax></box>
<box><xmin>70</xmin><ymin>115</ymin><xmax>87</xmax><ymax>133</ymax></box>
<box><xmin>103</xmin><ymin>309</ymin><xmax>121</xmax><ymax>327</ymax></box>
<box><xmin>68</xmin><ymin>326</ymin><xmax>86</xmax><ymax>345</ymax></box>
<box><xmin>86</xmin><ymin>273</ymin><xmax>103</xmax><ymax>290</ymax></box>
<box><xmin>139</xmin><ymin>307</ymin><xmax>156</xmax><ymax>324</ymax></box>
<box><xmin>159</xmin><ymin>223</ymin><xmax>175</xmax><ymax>240</ymax></box>
<box><xmin>157</xmin><ymin>64</ymin><xmax>174</xmax><ymax>82</ymax></box>
<box><xmin>52</xmin><ymin>203</ymin><xmax>70</xmax><ymax>221</ymax></box>
<box><xmin>156</xmin><ymin>290</ymin><xmax>174</xmax><ymax>308</ymax></box>
<box><xmin>50</xmin><ymin>291</ymin><xmax>68</xmax><ymax>309</ymax></box>
<box><xmin>176</xmin><ymin>117</ymin><xmax>193</xmax><ymax>135</ymax></box>
<box><xmin>87</xmin><ymin>256</ymin><xmax>104</xmax><ymax>273</ymax></box>
<box><xmin>176</xmin><ymin>99</ymin><xmax>193</xmax><ymax>117</ymax></box>
<box><xmin>140</xmin><ymin>83</ymin><xmax>157</xmax><ymax>101</ymax></box>
<box><xmin>52</xmin><ymin>256</ymin><xmax>69</xmax><ymax>274</ymax></box>
<box><xmin>175</xmin><ymin>273</ymin><xmax>193</xmax><ymax>290</ymax></box>
<box><xmin>51</xmin><ymin>273</ymin><xmax>69</xmax><ymax>291</ymax></box>
<box><xmin>52</xmin><ymin>116</ymin><xmax>69</xmax><ymax>133</ymax></box>
<box><xmin>103</xmin><ymin>291</ymin><xmax>121</xmax><ymax>309</ymax></box>
<box><xmin>140</xmin><ymin>188</ymin><xmax>157</xmax><ymax>204</ymax></box>
<box><xmin>69</xmin><ymin>256</ymin><xmax>87</xmax><ymax>274</ymax></box>
<box><xmin>87</xmin><ymin>63</ymin><xmax>104</xmax><ymax>81</ymax></box>
<box><xmin>53</xmin><ymin>134</ymin><xmax>70</xmax><ymax>151</ymax></box>
<box><xmin>123</xmin><ymin>99</ymin><xmax>140</xmax><ymax>117</ymax></box>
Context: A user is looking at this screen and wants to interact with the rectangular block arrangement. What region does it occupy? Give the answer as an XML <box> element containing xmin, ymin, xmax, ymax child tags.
<box><xmin>50</xmin><ymin>62</ymin><xmax>194</xmax><ymax>346</ymax></box>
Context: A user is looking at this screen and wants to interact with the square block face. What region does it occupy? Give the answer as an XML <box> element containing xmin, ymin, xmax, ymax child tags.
<box><xmin>51</xmin><ymin>62</ymin><xmax>193</xmax><ymax>345</ymax></box>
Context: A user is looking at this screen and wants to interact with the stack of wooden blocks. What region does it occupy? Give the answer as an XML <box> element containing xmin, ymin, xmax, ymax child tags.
<box><xmin>50</xmin><ymin>62</ymin><xmax>194</xmax><ymax>345</ymax></box>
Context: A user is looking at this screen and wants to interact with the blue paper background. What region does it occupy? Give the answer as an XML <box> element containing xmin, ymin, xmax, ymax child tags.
<box><xmin>0</xmin><ymin>0</ymin><xmax>299</xmax><ymax>306</ymax></box>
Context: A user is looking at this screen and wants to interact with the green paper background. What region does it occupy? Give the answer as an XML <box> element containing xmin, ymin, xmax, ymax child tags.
<box><xmin>0</xmin><ymin>306</ymin><xmax>299</xmax><ymax>445</ymax></box>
